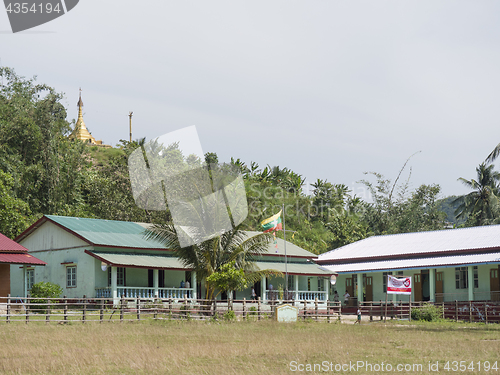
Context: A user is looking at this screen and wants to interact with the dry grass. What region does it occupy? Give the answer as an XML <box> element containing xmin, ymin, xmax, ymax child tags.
<box><xmin>0</xmin><ymin>319</ymin><xmax>499</xmax><ymax>374</ymax></box>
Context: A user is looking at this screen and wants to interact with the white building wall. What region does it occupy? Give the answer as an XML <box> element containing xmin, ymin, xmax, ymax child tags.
<box><xmin>20</xmin><ymin>221</ymin><xmax>88</xmax><ymax>251</ymax></box>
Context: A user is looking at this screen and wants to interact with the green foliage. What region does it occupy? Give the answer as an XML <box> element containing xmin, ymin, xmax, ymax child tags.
<box><xmin>223</xmin><ymin>309</ymin><xmax>236</xmax><ymax>321</ymax></box>
<box><xmin>0</xmin><ymin>170</ymin><xmax>32</xmax><ymax>238</ymax></box>
<box><xmin>206</xmin><ymin>261</ymin><xmax>248</xmax><ymax>297</ymax></box>
<box><xmin>454</xmin><ymin>163</ymin><xmax>500</xmax><ymax>227</ymax></box>
<box><xmin>30</xmin><ymin>281</ymin><xmax>63</xmax><ymax>299</ymax></box>
<box><xmin>411</xmin><ymin>303</ymin><xmax>444</xmax><ymax>322</ymax></box>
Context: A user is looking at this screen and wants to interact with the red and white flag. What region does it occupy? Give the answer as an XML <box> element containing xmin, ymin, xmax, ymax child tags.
<box><xmin>387</xmin><ymin>275</ymin><xmax>412</xmax><ymax>295</ymax></box>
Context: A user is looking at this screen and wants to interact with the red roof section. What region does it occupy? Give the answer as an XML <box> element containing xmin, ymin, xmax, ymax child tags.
<box><xmin>0</xmin><ymin>253</ymin><xmax>46</xmax><ymax>265</ymax></box>
<box><xmin>0</xmin><ymin>232</ymin><xmax>29</xmax><ymax>252</ymax></box>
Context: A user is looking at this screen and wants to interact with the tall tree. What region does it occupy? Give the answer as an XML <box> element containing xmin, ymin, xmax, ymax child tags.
<box><xmin>454</xmin><ymin>163</ymin><xmax>500</xmax><ymax>226</ymax></box>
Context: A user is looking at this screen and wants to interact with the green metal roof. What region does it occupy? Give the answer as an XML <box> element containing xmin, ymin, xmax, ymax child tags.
<box><xmin>255</xmin><ymin>261</ymin><xmax>332</xmax><ymax>276</ymax></box>
<box><xmin>245</xmin><ymin>231</ymin><xmax>316</xmax><ymax>257</ymax></box>
<box><xmin>45</xmin><ymin>215</ymin><xmax>165</xmax><ymax>249</ymax></box>
<box><xmin>87</xmin><ymin>251</ymin><xmax>190</xmax><ymax>270</ymax></box>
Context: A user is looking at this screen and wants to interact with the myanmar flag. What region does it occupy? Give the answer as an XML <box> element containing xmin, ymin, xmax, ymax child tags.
<box><xmin>261</xmin><ymin>210</ymin><xmax>283</xmax><ymax>233</ymax></box>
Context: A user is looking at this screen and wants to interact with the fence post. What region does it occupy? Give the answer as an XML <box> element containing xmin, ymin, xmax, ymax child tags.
<box><xmin>64</xmin><ymin>296</ymin><xmax>68</xmax><ymax>323</ymax></box>
<box><xmin>455</xmin><ymin>300</ymin><xmax>458</xmax><ymax>322</ymax></box>
<box><xmin>338</xmin><ymin>301</ymin><xmax>341</xmax><ymax>322</ymax></box>
<box><xmin>303</xmin><ymin>300</ymin><xmax>307</xmax><ymax>321</ymax></box>
<box><xmin>469</xmin><ymin>301</ymin><xmax>472</xmax><ymax>323</ymax></box>
<box><xmin>137</xmin><ymin>297</ymin><xmax>141</xmax><ymax>321</ymax></box>
<box><xmin>257</xmin><ymin>297</ymin><xmax>261</xmax><ymax>321</ymax></box>
<box><xmin>315</xmin><ymin>298</ymin><xmax>318</xmax><ymax>321</ymax></box>
<box><xmin>409</xmin><ymin>300</ymin><xmax>412</xmax><ymax>322</ymax></box>
<box><xmin>82</xmin><ymin>295</ymin><xmax>87</xmax><ymax>324</ymax></box>
<box><xmin>25</xmin><ymin>297</ymin><xmax>29</xmax><ymax>324</ymax></box>
<box><xmin>46</xmin><ymin>297</ymin><xmax>51</xmax><ymax>324</ymax></box>
<box><xmin>100</xmin><ymin>298</ymin><xmax>104</xmax><ymax>323</ymax></box>
<box><xmin>442</xmin><ymin>302</ymin><xmax>445</xmax><ymax>319</ymax></box>
<box><xmin>169</xmin><ymin>298</ymin><xmax>173</xmax><ymax>318</ymax></box>
<box><xmin>380</xmin><ymin>300</ymin><xmax>383</xmax><ymax>321</ymax></box>
<box><xmin>6</xmin><ymin>294</ymin><xmax>10</xmax><ymax>324</ymax></box>
<box><xmin>120</xmin><ymin>295</ymin><xmax>125</xmax><ymax>322</ymax></box>
<box><xmin>327</xmin><ymin>301</ymin><xmax>330</xmax><ymax>323</ymax></box>
<box><xmin>485</xmin><ymin>302</ymin><xmax>488</xmax><ymax>324</ymax></box>
<box><xmin>154</xmin><ymin>295</ymin><xmax>158</xmax><ymax>320</ymax></box>
<box><xmin>243</xmin><ymin>298</ymin><xmax>246</xmax><ymax>320</ymax></box>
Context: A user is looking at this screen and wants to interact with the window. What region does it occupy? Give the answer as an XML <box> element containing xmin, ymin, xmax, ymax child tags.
<box><xmin>455</xmin><ymin>267</ymin><xmax>468</xmax><ymax>289</ymax></box>
<box><xmin>474</xmin><ymin>266</ymin><xmax>478</xmax><ymax>288</ymax></box>
<box><xmin>66</xmin><ymin>266</ymin><xmax>77</xmax><ymax>288</ymax></box>
<box><xmin>318</xmin><ymin>277</ymin><xmax>325</xmax><ymax>291</ymax></box>
<box><xmin>108</xmin><ymin>267</ymin><xmax>126</xmax><ymax>286</ymax></box>
<box><xmin>382</xmin><ymin>272</ymin><xmax>392</xmax><ymax>292</ymax></box>
<box><xmin>287</xmin><ymin>275</ymin><xmax>294</xmax><ymax>291</ymax></box>
<box><xmin>307</xmin><ymin>278</ymin><xmax>311</xmax><ymax>291</ymax></box>
<box><xmin>26</xmin><ymin>269</ymin><xmax>34</xmax><ymax>290</ymax></box>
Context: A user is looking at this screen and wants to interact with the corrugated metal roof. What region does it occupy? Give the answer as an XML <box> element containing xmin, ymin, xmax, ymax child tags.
<box><xmin>40</xmin><ymin>216</ymin><xmax>317</xmax><ymax>257</ymax></box>
<box><xmin>321</xmin><ymin>252</ymin><xmax>500</xmax><ymax>274</ymax></box>
<box><xmin>255</xmin><ymin>260</ymin><xmax>333</xmax><ymax>276</ymax></box>
<box><xmin>318</xmin><ymin>225</ymin><xmax>500</xmax><ymax>263</ymax></box>
<box><xmin>0</xmin><ymin>232</ymin><xmax>29</xmax><ymax>252</ymax></box>
<box><xmin>0</xmin><ymin>253</ymin><xmax>46</xmax><ymax>265</ymax></box>
<box><xmin>45</xmin><ymin>215</ymin><xmax>166</xmax><ymax>249</ymax></box>
<box><xmin>245</xmin><ymin>231</ymin><xmax>316</xmax><ymax>257</ymax></box>
<box><xmin>87</xmin><ymin>251</ymin><xmax>190</xmax><ymax>270</ymax></box>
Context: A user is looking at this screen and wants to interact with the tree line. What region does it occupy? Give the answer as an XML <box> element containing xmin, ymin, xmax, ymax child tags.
<box><xmin>0</xmin><ymin>67</ymin><xmax>495</xmax><ymax>254</ymax></box>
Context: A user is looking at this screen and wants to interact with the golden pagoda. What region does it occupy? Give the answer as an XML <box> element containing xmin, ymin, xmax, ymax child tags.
<box><xmin>70</xmin><ymin>89</ymin><xmax>103</xmax><ymax>145</ymax></box>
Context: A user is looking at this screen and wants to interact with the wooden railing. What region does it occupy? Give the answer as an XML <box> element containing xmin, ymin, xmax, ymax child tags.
<box><xmin>0</xmin><ymin>295</ymin><xmax>342</xmax><ymax>324</ymax></box>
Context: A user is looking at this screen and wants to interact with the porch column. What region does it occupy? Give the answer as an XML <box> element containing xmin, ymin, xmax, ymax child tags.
<box><xmin>468</xmin><ymin>266</ymin><xmax>474</xmax><ymax>301</ymax></box>
<box><xmin>261</xmin><ymin>276</ymin><xmax>267</xmax><ymax>302</ymax></box>
<box><xmin>324</xmin><ymin>277</ymin><xmax>329</xmax><ymax>302</ymax></box>
<box><xmin>295</xmin><ymin>275</ymin><xmax>299</xmax><ymax>302</ymax></box>
<box><xmin>429</xmin><ymin>269</ymin><xmax>436</xmax><ymax>302</ymax></box>
<box><xmin>192</xmin><ymin>271</ymin><xmax>197</xmax><ymax>299</ymax></box>
<box><xmin>153</xmin><ymin>269</ymin><xmax>159</xmax><ymax>298</ymax></box>
<box><xmin>111</xmin><ymin>266</ymin><xmax>118</xmax><ymax>306</ymax></box>
<box><xmin>23</xmin><ymin>265</ymin><xmax>27</xmax><ymax>298</ymax></box>
<box><xmin>357</xmin><ymin>273</ymin><xmax>363</xmax><ymax>304</ymax></box>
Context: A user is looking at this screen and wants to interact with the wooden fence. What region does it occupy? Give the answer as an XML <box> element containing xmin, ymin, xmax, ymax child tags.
<box><xmin>358</xmin><ymin>300</ymin><xmax>500</xmax><ymax>323</ymax></box>
<box><xmin>0</xmin><ymin>295</ymin><xmax>342</xmax><ymax>324</ymax></box>
<box><xmin>2</xmin><ymin>296</ymin><xmax>499</xmax><ymax>324</ymax></box>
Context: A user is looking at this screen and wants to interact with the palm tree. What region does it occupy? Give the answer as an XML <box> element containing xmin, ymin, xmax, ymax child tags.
<box><xmin>145</xmin><ymin>224</ymin><xmax>281</xmax><ymax>302</ymax></box>
<box><xmin>454</xmin><ymin>163</ymin><xmax>500</xmax><ymax>226</ymax></box>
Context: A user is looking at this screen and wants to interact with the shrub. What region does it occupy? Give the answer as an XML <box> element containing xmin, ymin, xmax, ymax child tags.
<box><xmin>29</xmin><ymin>282</ymin><xmax>63</xmax><ymax>313</ymax></box>
<box><xmin>411</xmin><ymin>303</ymin><xmax>444</xmax><ymax>322</ymax></box>
<box><xmin>223</xmin><ymin>309</ymin><xmax>236</xmax><ymax>322</ymax></box>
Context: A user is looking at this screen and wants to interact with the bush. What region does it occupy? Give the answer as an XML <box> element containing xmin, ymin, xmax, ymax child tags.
<box><xmin>411</xmin><ymin>303</ymin><xmax>443</xmax><ymax>322</ymax></box>
<box><xmin>223</xmin><ymin>309</ymin><xmax>236</xmax><ymax>322</ymax></box>
<box><xmin>29</xmin><ymin>282</ymin><xmax>63</xmax><ymax>313</ymax></box>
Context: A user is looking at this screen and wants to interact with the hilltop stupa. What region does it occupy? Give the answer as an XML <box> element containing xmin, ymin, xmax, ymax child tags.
<box><xmin>70</xmin><ymin>89</ymin><xmax>103</xmax><ymax>145</ymax></box>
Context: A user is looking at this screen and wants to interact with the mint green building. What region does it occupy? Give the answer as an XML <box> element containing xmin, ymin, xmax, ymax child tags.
<box><xmin>11</xmin><ymin>215</ymin><xmax>332</xmax><ymax>304</ymax></box>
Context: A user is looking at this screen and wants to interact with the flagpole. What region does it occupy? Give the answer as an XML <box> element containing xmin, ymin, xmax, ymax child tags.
<box><xmin>283</xmin><ymin>203</ymin><xmax>288</xmax><ymax>298</ymax></box>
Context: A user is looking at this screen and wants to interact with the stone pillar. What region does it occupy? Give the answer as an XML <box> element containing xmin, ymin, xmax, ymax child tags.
<box><xmin>261</xmin><ymin>276</ymin><xmax>267</xmax><ymax>303</ymax></box>
<box><xmin>153</xmin><ymin>269</ymin><xmax>159</xmax><ymax>298</ymax></box>
<box><xmin>468</xmin><ymin>266</ymin><xmax>474</xmax><ymax>301</ymax></box>
<box><xmin>429</xmin><ymin>269</ymin><xmax>436</xmax><ymax>302</ymax></box>
<box><xmin>111</xmin><ymin>266</ymin><xmax>118</xmax><ymax>306</ymax></box>
<box><xmin>192</xmin><ymin>272</ymin><xmax>197</xmax><ymax>299</ymax></box>
<box><xmin>357</xmin><ymin>273</ymin><xmax>363</xmax><ymax>304</ymax></box>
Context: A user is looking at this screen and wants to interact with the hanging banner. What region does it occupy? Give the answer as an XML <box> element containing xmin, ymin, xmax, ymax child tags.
<box><xmin>387</xmin><ymin>275</ymin><xmax>412</xmax><ymax>295</ymax></box>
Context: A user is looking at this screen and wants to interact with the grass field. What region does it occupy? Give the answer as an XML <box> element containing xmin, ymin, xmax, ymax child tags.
<box><xmin>0</xmin><ymin>319</ymin><xmax>499</xmax><ymax>374</ymax></box>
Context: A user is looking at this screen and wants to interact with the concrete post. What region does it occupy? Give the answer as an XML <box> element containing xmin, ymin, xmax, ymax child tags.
<box><xmin>261</xmin><ymin>276</ymin><xmax>267</xmax><ymax>303</ymax></box>
<box><xmin>468</xmin><ymin>266</ymin><xmax>474</xmax><ymax>301</ymax></box>
<box><xmin>357</xmin><ymin>273</ymin><xmax>363</xmax><ymax>305</ymax></box>
<box><xmin>192</xmin><ymin>272</ymin><xmax>197</xmax><ymax>300</ymax></box>
<box><xmin>153</xmin><ymin>269</ymin><xmax>159</xmax><ymax>299</ymax></box>
<box><xmin>23</xmin><ymin>265</ymin><xmax>27</xmax><ymax>298</ymax></box>
<box><xmin>111</xmin><ymin>266</ymin><xmax>118</xmax><ymax>306</ymax></box>
<box><xmin>295</xmin><ymin>275</ymin><xmax>299</xmax><ymax>303</ymax></box>
<box><xmin>429</xmin><ymin>269</ymin><xmax>436</xmax><ymax>302</ymax></box>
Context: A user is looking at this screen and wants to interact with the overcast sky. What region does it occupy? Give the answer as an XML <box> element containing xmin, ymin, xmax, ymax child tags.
<box><xmin>2</xmin><ymin>1</ymin><xmax>500</xmax><ymax>200</ymax></box>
